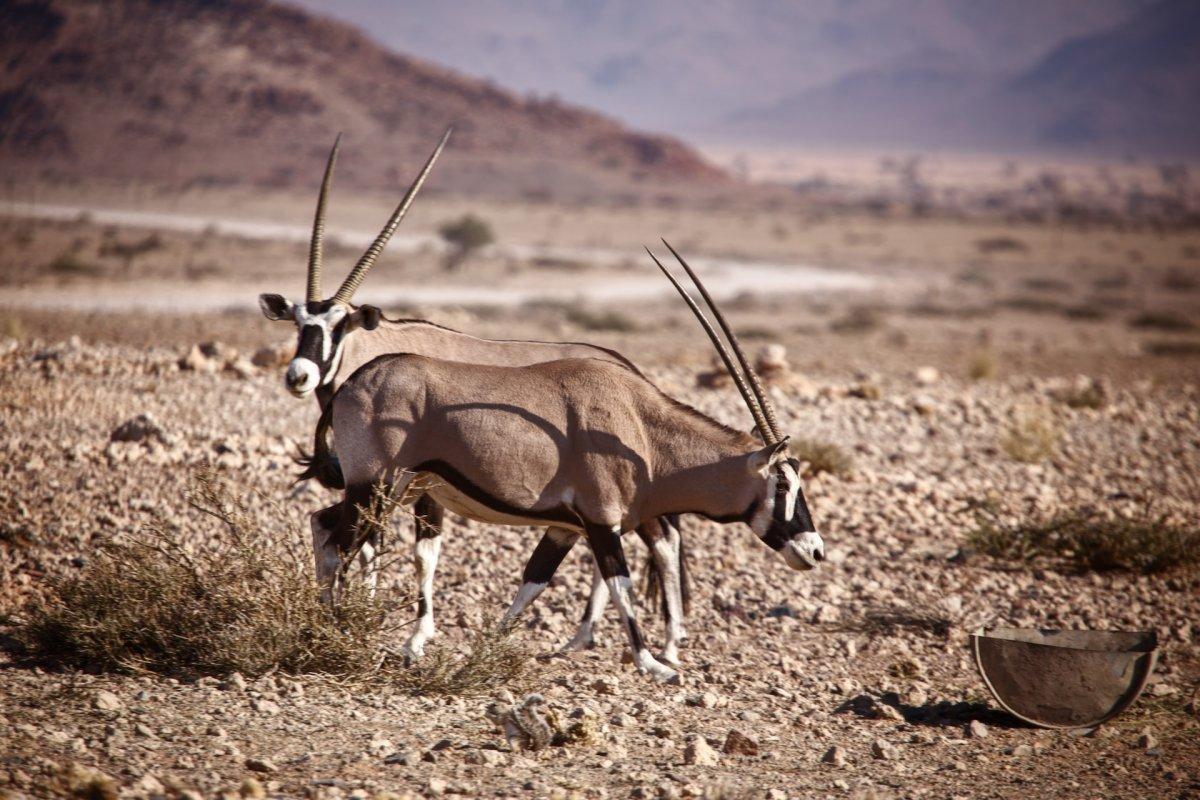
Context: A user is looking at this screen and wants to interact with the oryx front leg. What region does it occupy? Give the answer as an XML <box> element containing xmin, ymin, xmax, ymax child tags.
<box><xmin>403</xmin><ymin>494</ymin><xmax>443</xmax><ymax>664</ymax></box>
<box><xmin>586</xmin><ymin>524</ymin><xmax>679</xmax><ymax>683</ymax></box>
<box><xmin>310</xmin><ymin>503</ymin><xmax>343</xmax><ymax>606</ymax></box>
<box><xmin>501</xmin><ymin>526</ymin><xmax>579</xmax><ymax>627</ymax></box>
<box><xmin>646</xmin><ymin>517</ymin><xmax>686</xmax><ymax>667</ymax></box>
<box><xmin>562</xmin><ymin>559</ymin><xmax>608</xmax><ymax>652</ymax></box>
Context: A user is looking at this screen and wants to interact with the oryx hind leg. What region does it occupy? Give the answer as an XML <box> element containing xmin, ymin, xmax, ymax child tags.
<box><xmin>561</xmin><ymin>558</ymin><xmax>608</xmax><ymax>652</ymax></box>
<box><xmin>310</xmin><ymin>502</ymin><xmax>344</xmax><ymax>606</ymax></box>
<box><xmin>643</xmin><ymin>515</ymin><xmax>687</xmax><ymax>667</ymax></box>
<box><xmin>585</xmin><ymin>524</ymin><xmax>678</xmax><ymax>683</ymax></box>
<box><xmin>403</xmin><ymin>493</ymin><xmax>444</xmax><ymax>664</ymax></box>
<box><xmin>502</xmin><ymin>526</ymin><xmax>580</xmax><ymax>627</ymax></box>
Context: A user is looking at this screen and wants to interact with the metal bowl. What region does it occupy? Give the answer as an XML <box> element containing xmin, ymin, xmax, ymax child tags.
<box><xmin>972</xmin><ymin>627</ymin><xmax>1159</xmax><ymax>729</ymax></box>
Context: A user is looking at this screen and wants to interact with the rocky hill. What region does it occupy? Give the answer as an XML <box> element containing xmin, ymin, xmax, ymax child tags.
<box><xmin>0</xmin><ymin>0</ymin><xmax>727</xmax><ymax>201</ymax></box>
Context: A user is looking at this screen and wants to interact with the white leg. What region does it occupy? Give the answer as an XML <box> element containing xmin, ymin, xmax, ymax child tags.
<box><xmin>357</xmin><ymin>535</ymin><xmax>379</xmax><ymax>599</ymax></box>
<box><xmin>402</xmin><ymin>534</ymin><xmax>441</xmax><ymax>662</ymax></box>
<box><xmin>607</xmin><ymin>574</ymin><xmax>678</xmax><ymax>683</ymax></box>
<box><xmin>502</xmin><ymin>527</ymin><xmax>579</xmax><ymax>625</ymax></box>
<box><xmin>650</xmin><ymin>521</ymin><xmax>685</xmax><ymax>666</ymax></box>
<box><xmin>562</xmin><ymin>560</ymin><xmax>609</xmax><ymax>651</ymax></box>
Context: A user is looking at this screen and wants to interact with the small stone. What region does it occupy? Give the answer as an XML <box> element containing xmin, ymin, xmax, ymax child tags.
<box><xmin>244</xmin><ymin>758</ymin><xmax>277</xmax><ymax>774</ymax></box>
<box><xmin>591</xmin><ymin>677</ymin><xmax>619</xmax><ymax>695</ymax></box>
<box><xmin>722</xmin><ymin>730</ymin><xmax>759</xmax><ymax>756</ymax></box>
<box><xmin>250</xmin><ymin>698</ymin><xmax>280</xmax><ymax>715</ymax></box>
<box><xmin>179</xmin><ymin>344</ymin><xmax>218</xmax><ymax>372</ymax></box>
<box><xmin>1138</xmin><ymin>732</ymin><xmax>1158</xmax><ymax>751</ymax></box>
<box><xmin>251</xmin><ymin>346</ymin><xmax>285</xmax><ymax>368</ymax></box>
<box><xmin>384</xmin><ymin>751</ymin><xmax>417</xmax><ymax>766</ymax></box>
<box><xmin>871</xmin><ymin>739</ymin><xmax>896</xmax><ymax>760</ymax></box>
<box><xmin>110</xmin><ymin>414</ymin><xmax>165</xmax><ymax>443</ymax></box>
<box><xmin>683</xmin><ymin>736</ymin><xmax>719</xmax><ymax>766</ymax></box>
<box><xmin>428</xmin><ymin>778</ymin><xmax>447</xmax><ymax>796</ymax></box>
<box><xmin>133</xmin><ymin>773</ymin><xmax>165</xmax><ymax>795</ymax></box>
<box><xmin>1150</xmin><ymin>682</ymin><xmax>1177</xmax><ymax>697</ymax></box>
<box><xmin>226</xmin><ymin>357</ymin><xmax>257</xmax><ymax>380</ymax></box>
<box><xmin>821</xmin><ymin>745</ymin><xmax>846</xmax><ymax>767</ymax></box>
<box><xmin>914</xmin><ymin>366</ymin><xmax>940</xmax><ymax>386</ymax></box>
<box><xmin>93</xmin><ymin>690</ymin><xmax>122</xmax><ymax>712</ymax></box>
<box><xmin>239</xmin><ymin>777</ymin><xmax>266</xmax><ymax>799</ymax></box>
<box><xmin>1006</xmin><ymin>744</ymin><xmax>1034</xmax><ymax>758</ymax></box>
<box><xmin>221</xmin><ymin>673</ymin><xmax>247</xmax><ymax>692</ymax></box>
<box><xmin>967</xmin><ymin>720</ymin><xmax>988</xmax><ymax>739</ymax></box>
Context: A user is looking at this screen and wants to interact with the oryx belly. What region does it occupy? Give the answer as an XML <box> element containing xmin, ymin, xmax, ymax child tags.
<box><xmin>425</xmin><ymin>479</ymin><xmax>583</xmax><ymax>532</ymax></box>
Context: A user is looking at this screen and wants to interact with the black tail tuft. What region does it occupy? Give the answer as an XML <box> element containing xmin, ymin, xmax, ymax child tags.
<box><xmin>293</xmin><ymin>403</ymin><xmax>345</xmax><ymax>489</ymax></box>
<box><xmin>641</xmin><ymin>514</ymin><xmax>690</xmax><ymax>617</ymax></box>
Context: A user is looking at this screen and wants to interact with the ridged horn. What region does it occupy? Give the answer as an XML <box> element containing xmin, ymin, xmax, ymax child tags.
<box><xmin>646</xmin><ymin>246</ymin><xmax>774</xmax><ymax>442</ymax></box>
<box><xmin>332</xmin><ymin>127</ymin><xmax>452</xmax><ymax>305</ymax></box>
<box><xmin>307</xmin><ymin>134</ymin><xmax>341</xmax><ymax>302</ymax></box>
<box><xmin>661</xmin><ymin>239</ymin><xmax>783</xmax><ymax>442</ymax></box>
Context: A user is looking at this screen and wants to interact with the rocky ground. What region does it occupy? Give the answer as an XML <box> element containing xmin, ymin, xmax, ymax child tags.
<box><xmin>1</xmin><ymin>323</ymin><xmax>1197</xmax><ymax>799</ymax></box>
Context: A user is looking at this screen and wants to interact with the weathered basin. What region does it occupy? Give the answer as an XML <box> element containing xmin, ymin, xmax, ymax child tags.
<box><xmin>972</xmin><ymin>628</ymin><xmax>1158</xmax><ymax>729</ymax></box>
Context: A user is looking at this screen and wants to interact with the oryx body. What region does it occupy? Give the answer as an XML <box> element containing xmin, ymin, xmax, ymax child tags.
<box><xmin>318</xmin><ymin>244</ymin><xmax>826</xmax><ymax>682</ymax></box>
<box><xmin>260</xmin><ymin>130</ymin><xmax>689</xmax><ymax>664</ymax></box>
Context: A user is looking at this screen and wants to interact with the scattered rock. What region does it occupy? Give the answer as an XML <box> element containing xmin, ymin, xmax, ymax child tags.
<box><xmin>221</xmin><ymin>673</ymin><xmax>247</xmax><ymax>692</ymax></box>
<box><xmin>251</xmin><ymin>345</ymin><xmax>287</xmax><ymax>368</ymax></box>
<box><xmin>428</xmin><ymin>777</ymin><xmax>448</xmax><ymax>796</ymax></box>
<box><xmin>1138</xmin><ymin>732</ymin><xmax>1158</xmax><ymax>751</ymax></box>
<box><xmin>914</xmin><ymin>366</ymin><xmax>940</xmax><ymax>386</ymax></box>
<box><xmin>722</xmin><ymin>730</ymin><xmax>759</xmax><ymax>756</ymax></box>
<box><xmin>110</xmin><ymin>414</ymin><xmax>164</xmax><ymax>443</ymax></box>
<box><xmin>92</xmin><ymin>689</ymin><xmax>123</xmax><ymax>711</ymax></box>
<box><xmin>591</xmin><ymin>677</ymin><xmax>619</xmax><ymax>695</ymax></box>
<box><xmin>226</xmin><ymin>357</ymin><xmax>257</xmax><ymax>380</ymax></box>
<box><xmin>179</xmin><ymin>344</ymin><xmax>218</xmax><ymax>372</ymax></box>
<box><xmin>871</xmin><ymin>739</ymin><xmax>897</xmax><ymax>760</ymax></box>
<box><xmin>249</xmin><ymin>698</ymin><xmax>280</xmax><ymax>715</ymax></box>
<box><xmin>239</xmin><ymin>777</ymin><xmax>266</xmax><ymax>799</ymax></box>
<box><xmin>683</xmin><ymin>736</ymin><xmax>720</xmax><ymax>766</ymax></box>
<box><xmin>1006</xmin><ymin>744</ymin><xmax>1034</xmax><ymax>757</ymax></box>
<box><xmin>243</xmin><ymin>757</ymin><xmax>277</xmax><ymax>774</ymax></box>
<box><xmin>65</xmin><ymin>763</ymin><xmax>117</xmax><ymax>800</ymax></box>
<box><xmin>132</xmin><ymin>773</ymin><xmax>165</xmax><ymax>795</ymax></box>
<box><xmin>821</xmin><ymin>745</ymin><xmax>847</xmax><ymax>767</ymax></box>
<box><xmin>755</xmin><ymin>344</ymin><xmax>790</xmax><ymax>383</ymax></box>
<box><xmin>967</xmin><ymin>720</ymin><xmax>989</xmax><ymax>739</ymax></box>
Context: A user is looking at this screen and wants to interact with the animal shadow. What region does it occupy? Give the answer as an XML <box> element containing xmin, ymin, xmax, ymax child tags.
<box><xmin>835</xmin><ymin>692</ymin><xmax>1030</xmax><ymax>729</ymax></box>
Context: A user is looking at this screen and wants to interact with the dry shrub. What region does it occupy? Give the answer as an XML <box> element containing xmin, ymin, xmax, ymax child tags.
<box><xmin>829</xmin><ymin>306</ymin><xmax>882</xmax><ymax>334</ymax></box>
<box><xmin>966</xmin><ymin>350</ymin><xmax>997</xmax><ymax>381</ymax></box>
<box><xmin>1130</xmin><ymin>310</ymin><xmax>1196</xmax><ymax>331</ymax></box>
<box><xmin>1053</xmin><ymin>380</ymin><xmax>1106</xmax><ymax>410</ymax></box>
<box><xmin>397</xmin><ymin>618</ymin><xmax>530</xmax><ymax>697</ymax></box>
<box><xmin>14</xmin><ymin>469</ymin><xmax>393</xmax><ymax>680</ymax></box>
<box><xmin>1001</xmin><ymin>405</ymin><xmax>1059</xmax><ymax>462</ymax></box>
<box><xmin>791</xmin><ymin>437</ymin><xmax>853</xmax><ymax>478</ymax></box>
<box><xmin>564</xmin><ymin>305</ymin><xmax>638</xmax><ymax>332</ymax></box>
<box><xmin>968</xmin><ymin>507</ymin><xmax>1199</xmax><ymax>574</ymax></box>
<box><xmin>1144</xmin><ymin>339</ymin><xmax>1200</xmax><ymax>357</ymax></box>
<box><xmin>976</xmin><ymin>236</ymin><xmax>1028</xmax><ymax>254</ymax></box>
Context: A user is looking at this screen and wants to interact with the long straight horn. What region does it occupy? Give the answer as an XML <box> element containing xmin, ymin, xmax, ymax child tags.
<box><xmin>307</xmin><ymin>134</ymin><xmax>342</xmax><ymax>302</ymax></box>
<box><xmin>332</xmin><ymin>127</ymin><xmax>452</xmax><ymax>305</ymax></box>
<box><xmin>646</xmin><ymin>247</ymin><xmax>774</xmax><ymax>442</ymax></box>
<box><xmin>661</xmin><ymin>239</ymin><xmax>783</xmax><ymax>442</ymax></box>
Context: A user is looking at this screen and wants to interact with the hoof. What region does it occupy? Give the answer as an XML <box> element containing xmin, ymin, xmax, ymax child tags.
<box><xmin>659</xmin><ymin>650</ymin><xmax>682</xmax><ymax>668</ymax></box>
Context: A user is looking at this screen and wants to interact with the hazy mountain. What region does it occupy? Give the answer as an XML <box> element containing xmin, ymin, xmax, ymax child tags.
<box><xmin>724</xmin><ymin>0</ymin><xmax>1199</xmax><ymax>156</ymax></box>
<box><xmin>293</xmin><ymin>0</ymin><xmax>1151</xmax><ymax>140</ymax></box>
<box><xmin>0</xmin><ymin>0</ymin><xmax>725</xmax><ymax>200</ymax></box>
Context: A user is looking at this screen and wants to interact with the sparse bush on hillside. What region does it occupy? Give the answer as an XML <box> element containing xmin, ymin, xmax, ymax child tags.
<box><xmin>968</xmin><ymin>507</ymin><xmax>1199</xmax><ymax>574</ymax></box>
<box><xmin>48</xmin><ymin>252</ymin><xmax>102</xmax><ymax>277</ymax></box>
<box><xmin>564</xmin><ymin>305</ymin><xmax>638</xmax><ymax>332</ymax></box>
<box><xmin>439</xmin><ymin>214</ymin><xmax>495</xmax><ymax>271</ymax></box>
<box><xmin>975</xmin><ymin>236</ymin><xmax>1028</xmax><ymax>254</ymax></box>
<box><xmin>1144</xmin><ymin>339</ymin><xmax>1200</xmax><ymax>356</ymax></box>
<box><xmin>829</xmin><ymin>306</ymin><xmax>882</xmax><ymax>334</ymax></box>
<box><xmin>1130</xmin><ymin>310</ymin><xmax>1195</xmax><ymax>331</ymax></box>
<box><xmin>966</xmin><ymin>350</ymin><xmax>997</xmax><ymax>381</ymax></box>
<box><xmin>1001</xmin><ymin>405</ymin><xmax>1059</xmax><ymax>462</ymax></box>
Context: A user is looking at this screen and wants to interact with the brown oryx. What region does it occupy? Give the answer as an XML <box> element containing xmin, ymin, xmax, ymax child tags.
<box><xmin>258</xmin><ymin>131</ymin><xmax>690</xmax><ymax>665</ymax></box>
<box><xmin>315</xmin><ymin>241</ymin><xmax>824</xmax><ymax>682</ymax></box>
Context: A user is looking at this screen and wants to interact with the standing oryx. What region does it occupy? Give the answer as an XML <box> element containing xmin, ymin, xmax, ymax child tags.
<box><xmin>259</xmin><ymin>130</ymin><xmax>690</xmax><ymax>665</ymax></box>
<box><xmin>317</xmin><ymin>241</ymin><xmax>824</xmax><ymax>682</ymax></box>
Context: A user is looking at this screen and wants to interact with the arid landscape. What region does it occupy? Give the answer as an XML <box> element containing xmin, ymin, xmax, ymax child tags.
<box><xmin>3</xmin><ymin>1</ymin><xmax>1200</xmax><ymax>799</ymax></box>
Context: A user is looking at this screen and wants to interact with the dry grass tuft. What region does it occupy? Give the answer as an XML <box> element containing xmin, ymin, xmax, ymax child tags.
<box><xmin>791</xmin><ymin>437</ymin><xmax>853</xmax><ymax>478</ymax></box>
<box><xmin>13</xmin><ymin>470</ymin><xmax>533</xmax><ymax>693</ymax></box>
<box><xmin>968</xmin><ymin>507</ymin><xmax>1200</xmax><ymax>574</ymax></box>
<box><xmin>966</xmin><ymin>350</ymin><xmax>997</xmax><ymax>381</ymax></box>
<box><xmin>1001</xmin><ymin>405</ymin><xmax>1059</xmax><ymax>462</ymax></box>
<box><xmin>397</xmin><ymin>618</ymin><xmax>530</xmax><ymax>697</ymax></box>
<box><xmin>13</xmin><ymin>469</ymin><xmax>394</xmax><ymax>680</ymax></box>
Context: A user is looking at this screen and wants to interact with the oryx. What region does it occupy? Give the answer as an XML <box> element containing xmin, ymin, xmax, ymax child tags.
<box><xmin>316</xmin><ymin>241</ymin><xmax>825</xmax><ymax>682</ymax></box>
<box><xmin>258</xmin><ymin>131</ymin><xmax>690</xmax><ymax>664</ymax></box>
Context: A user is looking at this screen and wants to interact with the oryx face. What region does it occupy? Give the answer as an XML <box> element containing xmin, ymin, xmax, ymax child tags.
<box><xmin>258</xmin><ymin>294</ymin><xmax>380</xmax><ymax>397</ymax></box>
<box><xmin>746</xmin><ymin>441</ymin><xmax>824</xmax><ymax>571</ymax></box>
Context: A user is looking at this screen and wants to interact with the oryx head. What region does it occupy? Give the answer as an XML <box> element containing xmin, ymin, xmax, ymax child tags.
<box><xmin>259</xmin><ymin>129</ymin><xmax>451</xmax><ymax>397</ymax></box>
<box><xmin>649</xmin><ymin>240</ymin><xmax>824</xmax><ymax>570</ymax></box>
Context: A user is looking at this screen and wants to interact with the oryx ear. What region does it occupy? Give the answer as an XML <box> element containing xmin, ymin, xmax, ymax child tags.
<box><xmin>345</xmin><ymin>304</ymin><xmax>381</xmax><ymax>332</ymax></box>
<box><xmin>258</xmin><ymin>293</ymin><xmax>293</xmax><ymax>321</ymax></box>
<box><xmin>746</xmin><ymin>436</ymin><xmax>790</xmax><ymax>477</ymax></box>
